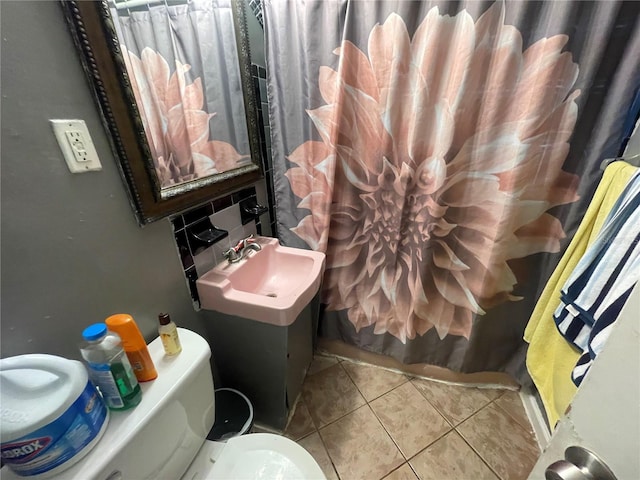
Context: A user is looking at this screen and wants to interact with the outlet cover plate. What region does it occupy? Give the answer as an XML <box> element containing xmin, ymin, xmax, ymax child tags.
<box><xmin>50</xmin><ymin>119</ymin><xmax>102</xmax><ymax>173</ymax></box>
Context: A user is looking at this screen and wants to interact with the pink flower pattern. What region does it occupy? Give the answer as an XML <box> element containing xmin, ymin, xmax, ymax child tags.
<box><xmin>285</xmin><ymin>3</ymin><xmax>581</xmax><ymax>342</ymax></box>
<box><xmin>122</xmin><ymin>48</ymin><xmax>249</xmax><ymax>188</ymax></box>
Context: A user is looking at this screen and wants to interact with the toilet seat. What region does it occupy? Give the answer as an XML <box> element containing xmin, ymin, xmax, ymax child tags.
<box><xmin>183</xmin><ymin>433</ymin><xmax>327</xmax><ymax>480</ymax></box>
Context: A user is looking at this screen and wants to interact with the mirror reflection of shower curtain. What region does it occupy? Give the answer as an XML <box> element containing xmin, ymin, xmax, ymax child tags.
<box><xmin>111</xmin><ymin>0</ymin><xmax>251</xmax><ymax>188</ymax></box>
<box><xmin>265</xmin><ymin>0</ymin><xmax>640</xmax><ymax>381</ymax></box>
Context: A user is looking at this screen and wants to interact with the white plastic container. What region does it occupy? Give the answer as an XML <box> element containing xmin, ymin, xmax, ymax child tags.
<box><xmin>0</xmin><ymin>354</ymin><xmax>109</xmax><ymax>478</ymax></box>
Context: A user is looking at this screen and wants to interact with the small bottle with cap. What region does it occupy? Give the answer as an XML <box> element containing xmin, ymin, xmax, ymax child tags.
<box><xmin>158</xmin><ymin>313</ymin><xmax>182</xmax><ymax>356</ymax></box>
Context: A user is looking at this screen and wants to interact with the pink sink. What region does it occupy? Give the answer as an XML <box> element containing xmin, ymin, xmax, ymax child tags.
<box><xmin>196</xmin><ymin>237</ymin><xmax>326</xmax><ymax>326</ymax></box>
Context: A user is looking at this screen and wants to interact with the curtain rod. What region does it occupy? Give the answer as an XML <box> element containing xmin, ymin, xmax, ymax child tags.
<box><xmin>113</xmin><ymin>0</ymin><xmax>165</xmax><ymax>10</ymax></box>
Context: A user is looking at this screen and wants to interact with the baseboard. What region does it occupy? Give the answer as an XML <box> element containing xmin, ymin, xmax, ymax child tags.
<box><xmin>520</xmin><ymin>390</ymin><xmax>552</xmax><ymax>450</ymax></box>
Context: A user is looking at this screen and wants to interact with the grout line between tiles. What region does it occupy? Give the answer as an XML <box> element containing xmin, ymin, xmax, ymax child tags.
<box><xmin>405</xmin><ymin>460</ymin><xmax>421</xmax><ymax>480</ymax></box>
<box><xmin>408</xmin><ymin>378</ymin><xmax>458</xmax><ymax>429</ymax></box>
<box><xmin>367</xmin><ymin>383</ymin><xmax>453</xmax><ymax>463</ymax></box>
<box><xmin>454</xmin><ymin>427</ymin><xmax>503</xmax><ymax>480</ymax></box>
<box><xmin>338</xmin><ymin>362</ymin><xmax>433</xmax><ymax>469</ymax></box>
<box><xmin>314</xmin><ymin>400</ymin><xmax>401</xmax><ymax>480</ymax></box>
<box><xmin>295</xmin><ymin>429</ymin><xmax>317</xmax><ymax>443</ymax></box>
<box><xmin>492</xmin><ymin>395</ymin><xmax>540</xmax><ymax>442</ymax></box>
<box><xmin>360</xmin><ymin>403</ymin><xmax>405</xmax><ymax>480</ymax></box>
<box><xmin>385</xmin><ymin>462</ymin><xmax>415</xmax><ymax>480</ymax></box>
<box><xmin>409</xmin><ymin>377</ymin><xmax>507</xmax><ymax>430</ymax></box>
<box><xmin>367</xmin><ymin>400</ymin><xmax>408</xmax><ymax>461</ymax></box>
<box><xmin>344</xmin><ymin>365</ymin><xmax>409</xmax><ymax>403</ymax></box>
<box><xmin>290</xmin><ymin>381</ymin><xmax>339</xmax><ymax>479</ymax></box>
<box><xmin>454</xmin><ymin>402</ymin><xmax>507</xmax><ymax>480</ymax></box>
<box><xmin>304</xmin><ymin>355</ymin><xmax>533</xmax><ymax>480</ymax></box>
<box><xmin>404</xmin><ymin>429</ymin><xmax>454</xmax><ymax>465</ymax></box>
<box><xmin>308</xmin><ymin>362</ymin><xmax>364</xmax><ymax>430</ymax></box>
<box><xmin>315</xmin><ymin>418</ymin><xmax>342</xmax><ymax>480</ymax></box>
<box><xmin>401</xmin><ymin>424</ymin><xmax>455</xmax><ymax>467</ymax></box>
<box><xmin>487</xmin><ymin>395</ymin><xmax>537</xmax><ymax>436</ymax></box>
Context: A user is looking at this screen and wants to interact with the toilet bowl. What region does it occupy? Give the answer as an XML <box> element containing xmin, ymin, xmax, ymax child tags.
<box><xmin>185</xmin><ymin>434</ymin><xmax>325</xmax><ymax>479</ymax></box>
<box><xmin>1</xmin><ymin>329</ymin><xmax>325</xmax><ymax>480</ymax></box>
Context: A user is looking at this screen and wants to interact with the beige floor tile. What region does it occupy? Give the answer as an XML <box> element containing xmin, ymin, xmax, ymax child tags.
<box><xmin>494</xmin><ymin>391</ymin><xmax>533</xmax><ymax>432</ymax></box>
<box><xmin>409</xmin><ymin>431</ymin><xmax>498</xmax><ymax>480</ymax></box>
<box><xmin>370</xmin><ymin>382</ymin><xmax>451</xmax><ymax>459</ymax></box>
<box><xmin>411</xmin><ymin>378</ymin><xmax>503</xmax><ymax>425</ymax></box>
<box><xmin>298</xmin><ymin>432</ymin><xmax>339</xmax><ymax>480</ymax></box>
<box><xmin>308</xmin><ymin>355</ymin><xmax>339</xmax><ymax>375</ymax></box>
<box><xmin>320</xmin><ymin>405</ymin><xmax>404</xmax><ymax>480</ymax></box>
<box><xmin>302</xmin><ymin>363</ymin><xmax>366</xmax><ymax>427</ymax></box>
<box><xmin>342</xmin><ymin>361</ymin><xmax>408</xmax><ymax>401</ymax></box>
<box><xmin>383</xmin><ymin>463</ymin><xmax>419</xmax><ymax>480</ymax></box>
<box><xmin>457</xmin><ymin>403</ymin><xmax>540</xmax><ymax>480</ymax></box>
<box><xmin>285</xmin><ymin>399</ymin><xmax>316</xmax><ymax>441</ymax></box>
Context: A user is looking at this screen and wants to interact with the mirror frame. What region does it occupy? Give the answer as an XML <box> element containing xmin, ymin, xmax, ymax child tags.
<box><xmin>61</xmin><ymin>0</ymin><xmax>263</xmax><ymax>225</ymax></box>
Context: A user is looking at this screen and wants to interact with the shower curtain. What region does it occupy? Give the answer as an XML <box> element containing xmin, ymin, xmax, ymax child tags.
<box><xmin>111</xmin><ymin>0</ymin><xmax>251</xmax><ymax>188</ymax></box>
<box><xmin>265</xmin><ymin>0</ymin><xmax>640</xmax><ymax>378</ymax></box>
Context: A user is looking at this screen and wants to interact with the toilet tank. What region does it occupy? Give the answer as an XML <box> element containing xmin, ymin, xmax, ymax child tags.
<box><xmin>2</xmin><ymin>329</ymin><xmax>216</xmax><ymax>480</ymax></box>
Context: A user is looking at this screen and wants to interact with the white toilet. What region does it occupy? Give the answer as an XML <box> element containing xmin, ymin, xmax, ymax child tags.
<box><xmin>2</xmin><ymin>329</ymin><xmax>325</xmax><ymax>480</ymax></box>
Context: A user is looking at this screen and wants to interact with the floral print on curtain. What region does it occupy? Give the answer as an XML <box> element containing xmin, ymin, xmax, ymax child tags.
<box><xmin>284</xmin><ymin>3</ymin><xmax>581</xmax><ymax>342</ymax></box>
<box><xmin>123</xmin><ymin>48</ymin><xmax>249</xmax><ymax>188</ymax></box>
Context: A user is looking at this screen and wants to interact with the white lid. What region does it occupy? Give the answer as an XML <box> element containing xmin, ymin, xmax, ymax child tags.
<box><xmin>0</xmin><ymin>355</ymin><xmax>88</xmax><ymax>442</ymax></box>
<box><xmin>192</xmin><ymin>433</ymin><xmax>326</xmax><ymax>480</ymax></box>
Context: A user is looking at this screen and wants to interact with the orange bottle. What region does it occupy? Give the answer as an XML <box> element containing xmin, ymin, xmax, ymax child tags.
<box><xmin>105</xmin><ymin>314</ymin><xmax>157</xmax><ymax>382</ymax></box>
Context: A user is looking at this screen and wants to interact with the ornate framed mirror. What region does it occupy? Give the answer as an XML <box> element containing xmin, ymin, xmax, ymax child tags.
<box><xmin>61</xmin><ymin>0</ymin><xmax>263</xmax><ymax>225</ymax></box>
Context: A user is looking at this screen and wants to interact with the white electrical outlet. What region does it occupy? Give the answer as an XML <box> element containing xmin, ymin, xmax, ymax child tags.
<box><xmin>50</xmin><ymin>119</ymin><xmax>102</xmax><ymax>173</ymax></box>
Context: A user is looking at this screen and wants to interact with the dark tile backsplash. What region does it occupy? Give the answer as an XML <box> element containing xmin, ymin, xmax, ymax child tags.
<box><xmin>171</xmin><ymin>182</ymin><xmax>272</xmax><ymax>308</ymax></box>
<box><xmin>232</xmin><ymin>186</ymin><xmax>256</xmax><ymax>204</ymax></box>
<box><xmin>252</xmin><ymin>62</ymin><xmax>277</xmax><ymax>238</ymax></box>
<box><xmin>174</xmin><ymin>229</ymin><xmax>194</xmax><ymax>270</ymax></box>
<box><xmin>212</xmin><ymin>194</ymin><xmax>232</xmax><ymax>212</ymax></box>
<box><xmin>183</xmin><ymin>202</ymin><xmax>213</xmax><ymax>226</ymax></box>
<box><xmin>186</xmin><ymin>217</ymin><xmax>229</xmax><ymax>255</ymax></box>
<box><xmin>172</xmin><ymin>214</ymin><xmax>184</xmax><ymax>232</ymax></box>
<box><xmin>184</xmin><ymin>267</ymin><xmax>200</xmax><ymax>306</ymax></box>
<box><xmin>258</xmin><ymin>79</ymin><xmax>267</xmax><ymax>102</ymax></box>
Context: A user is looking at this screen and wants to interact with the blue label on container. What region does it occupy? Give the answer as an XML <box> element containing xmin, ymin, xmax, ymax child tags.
<box><xmin>1</xmin><ymin>381</ymin><xmax>108</xmax><ymax>476</ymax></box>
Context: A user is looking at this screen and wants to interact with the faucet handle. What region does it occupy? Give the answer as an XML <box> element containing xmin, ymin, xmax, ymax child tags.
<box><xmin>234</xmin><ymin>234</ymin><xmax>256</xmax><ymax>250</ymax></box>
<box><xmin>231</xmin><ymin>236</ymin><xmax>249</xmax><ymax>253</ymax></box>
<box><xmin>230</xmin><ymin>235</ymin><xmax>257</xmax><ymax>255</ymax></box>
<box><xmin>242</xmin><ymin>234</ymin><xmax>258</xmax><ymax>247</ymax></box>
<box><xmin>223</xmin><ymin>248</ymin><xmax>240</xmax><ymax>262</ymax></box>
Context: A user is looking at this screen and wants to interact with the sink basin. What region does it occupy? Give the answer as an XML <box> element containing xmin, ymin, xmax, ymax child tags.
<box><xmin>196</xmin><ymin>237</ymin><xmax>326</xmax><ymax>326</ymax></box>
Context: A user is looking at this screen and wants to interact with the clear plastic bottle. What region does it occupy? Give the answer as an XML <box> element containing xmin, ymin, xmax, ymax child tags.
<box><xmin>80</xmin><ymin>323</ymin><xmax>142</xmax><ymax>410</ymax></box>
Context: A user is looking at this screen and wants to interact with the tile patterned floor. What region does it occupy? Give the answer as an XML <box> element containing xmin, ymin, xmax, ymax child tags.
<box><xmin>285</xmin><ymin>355</ymin><xmax>540</xmax><ymax>480</ymax></box>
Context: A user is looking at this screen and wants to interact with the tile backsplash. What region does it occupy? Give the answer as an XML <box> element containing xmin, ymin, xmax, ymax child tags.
<box><xmin>171</xmin><ymin>182</ymin><xmax>272</xmax><ymax>308</ymax></box>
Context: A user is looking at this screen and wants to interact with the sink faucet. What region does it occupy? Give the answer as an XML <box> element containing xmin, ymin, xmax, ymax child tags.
<box><xmin>223</xmin><ymin>235</ymin><xmax>262</xmax><ymax>263</ymax></box>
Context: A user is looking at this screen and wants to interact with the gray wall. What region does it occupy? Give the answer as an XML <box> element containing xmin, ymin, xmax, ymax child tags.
<box><xmin>0</xmin><ymin>1</ymin><xmax>208</xmax><ymax>360</ymax></box>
